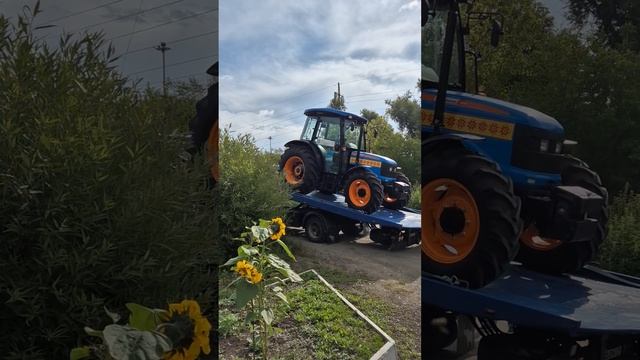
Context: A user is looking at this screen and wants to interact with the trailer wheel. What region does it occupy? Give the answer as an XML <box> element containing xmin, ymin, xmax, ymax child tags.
<box><xmin>383</xmin><ymin>172</ymin><xmax>412</xmax><ymax>210</ymax></box>
<box><xmin>423</xmin><ymin>305</ymin><xmax>458</xmax><ymax>353</ymax></box>
<box><xmin>303</xmin><ymin>212</ymin><xmax>338</xmax><ymax>243</ymax></box>
<box><xmin>279</xmin><ymin>145</ymin><xmax>321</xmax><ymax>193</ymax></box>
<box><xmin>517</xmin><ymin>157</ymin><xmax>608</xmax><ymax>274</ymax></box>
<box><xmin>341</xmin><ymin>222</ymin><xmax>368</xmax><ymax>238</ymax></box>
<box><xmin>422</xmin><ymin>144</ymin><xmax>522</xmax><ymax>288</ymax></box>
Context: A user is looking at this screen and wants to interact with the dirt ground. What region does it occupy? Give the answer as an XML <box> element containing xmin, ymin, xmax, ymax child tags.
<box><xmin>287</xmin><ymin>232</ymin><xmax>422</xmax><ymax>359</ymax></box>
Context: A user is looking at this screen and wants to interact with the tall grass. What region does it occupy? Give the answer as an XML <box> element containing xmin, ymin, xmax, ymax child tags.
<box><xmin>0</xmin><ymin>7</ymin><xmax>217</xmax><ymax>358</ymax></box>
<box><xmin>597</xmin><ymin>187</ymin><xmax>640</xmax><ymax>276</ymax></box>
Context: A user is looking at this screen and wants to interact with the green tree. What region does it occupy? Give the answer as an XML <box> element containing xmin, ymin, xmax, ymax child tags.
<box><xmin>360</xmin><ymin>108</ymin><xmax>381</xmax><ymax>121</ymax></box>
<box><xmin>568</xmin><ymin>0</ymin><xmax>640</xmax><ymax>51</ymax></box>
<box><xmin>328</xmin><ymin>91</ymin><xmax>346</xmax><ymax>110</ymax></box>
<box><xmin>384</xmin><ymin>91</ymin><xmax>421</xmax><ymax>137</ymax></box>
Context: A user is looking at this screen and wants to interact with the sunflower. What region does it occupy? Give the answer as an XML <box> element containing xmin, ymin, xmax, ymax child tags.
<box><xmin>163</xmin><ymin>300</ymin><xmax>211</xmax><ymax>360</ymax></box>
<box><xmin>271</xmin><ymin>217</ymin><xmax>286</xmax><ymax>240</ymax></box>
<box><xmin>234</xmin><ymin>260</ymin><xmax>263</xmax><ymax>284</ymax></box>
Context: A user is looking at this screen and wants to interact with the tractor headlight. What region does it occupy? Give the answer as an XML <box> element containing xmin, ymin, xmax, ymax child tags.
<box><xmin>555</xmin><ymin>142</ymin><xmax>562</xmax><ymax>153</ymax></box>
<box><xmin>539</xmin><ymin>139</ymin><xmax>550</xmax><ymax>152</ymax></box>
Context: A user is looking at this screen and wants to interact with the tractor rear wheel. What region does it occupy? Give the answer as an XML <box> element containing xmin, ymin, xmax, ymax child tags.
<box><xmin>516</xmin><ymin>157</ymin><xmax>608</xmax><ymax>274</ymax></box>
<box><xmin>383</xmin><ymin>172</ymin><xmax>412</xmax><ymax>210</ymax></box>
<box><xmin>422</xmin><ymin>144</ymin><xmax>522</xmax><ymax>288</ymax></box>
<box><xmin>343</xmin><ymin>169</ymin><xmax>384</xmax><ymax>214</ymax></box>
<box><xmin>279</xmin><ymin>145</ymin><xmax>321</xmax><ymax>193</ymax></box>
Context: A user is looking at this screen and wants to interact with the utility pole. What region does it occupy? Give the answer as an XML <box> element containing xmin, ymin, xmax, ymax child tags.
<box><xmin>268</xmin><ymin>136</ymin><xmax>272</xmax><ymax>153</ymax></box>
<box><xmin>155</xmin><ymin>42</ymin><xmax>171</xmax><ymax>96</ymax></box>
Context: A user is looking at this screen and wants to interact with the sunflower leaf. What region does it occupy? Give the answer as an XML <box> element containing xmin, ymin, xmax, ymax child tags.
<box><xmin>103</xmin><ymin>325</ymin><xmax>170</xmax><ymax>360</ymax></box>
<box><xmin>104</xmin><ymin>306</ymin><xmax>121</xmax><ymax>323</ymax></box>
<box><xmin>238</xmin><ymin>245</ymin><xmax>258</xmax><ymax>257</ymax></box>
<box><xmin>126</xmin><ymin>303</ymin><xmax>162</xmax><ymax>331</ymax></box>
<box><xmin>69</xmin><ymin>346</ymin><xmax>91</xmax><ymax>360</ymax></box>
<box><xmin>235</xmin><ymin>280</ymin><xmax>259</xmax><ymax>309</ymax></box>
<box><xmin>222</xmin><ymin>255</ymin><xmax>242</xmax><ymax>267</ymax></box>
<box><xmin>258</xmin><ymin>218</ymin><xmax>271</xmax><ymax>228</ymax></box>
<box><xmin>261</xmin><ymin>309</ymin><xmax>274</xmax><ymax>325</ymax></box>
<box><xmin>273</xmin><ymin>290</ymin><xmax>288</xmax><ymax>305</ymax></box>
<box><xmin>275</xmin><ymin>239</ymin><xmax>296</xmax><ymax>261</ymax></box>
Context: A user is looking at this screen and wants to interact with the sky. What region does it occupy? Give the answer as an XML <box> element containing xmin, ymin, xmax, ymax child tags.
<box><xmin>219</xmin><ymin>0</ymin><xmax>570</xmax><ymax>151</ymax></box>
<box><xmin>0</xmin><ymin>0</ymin><xmax>218</xmax><ymax>89</ymax></box>
<box><xmin>219</xmin><ymin>0</ymin><xmax>422</xmax><ymax>151</ymax></box>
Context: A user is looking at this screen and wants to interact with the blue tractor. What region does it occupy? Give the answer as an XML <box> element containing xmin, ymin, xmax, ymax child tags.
<box><xmin>279</xmin><ymin>108</ymin><xmax>411</xmax><ymax>214</ymax></box>
<box><xmin>422</xmin><ymin>0</ymin><xmax>608</xmax><ymax>288</ymax></box>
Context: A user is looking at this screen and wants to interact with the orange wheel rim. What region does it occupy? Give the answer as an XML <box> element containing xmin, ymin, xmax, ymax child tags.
<box><xmin>422</xmin><ymin>178</ymin><xmax>480</xmax><ymax>264</ymax></box>
<box><xmin>520</xmin><ymin>224</ymin><xmax>562</xmax><ymax>251</ymax></box>
<box><xmin>348</xmin><ymin>180</ymin><xmax>372</xmax><ymax>207</ymax></box>
<box><xmin>283</xmin><ymin>156</ymin><xmax>304</xmax><ymax>185</ymax></box>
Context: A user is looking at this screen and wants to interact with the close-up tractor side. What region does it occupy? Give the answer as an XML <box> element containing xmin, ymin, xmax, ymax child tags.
<box><xmin>421</xmin><ymin>0</ymin><xmax>608</xmax><ymax>288</ymax></box>
<box><xmin>279</xmin><ymin>108</ymin><xmax>412</xmax><ymax>214</ymax></box>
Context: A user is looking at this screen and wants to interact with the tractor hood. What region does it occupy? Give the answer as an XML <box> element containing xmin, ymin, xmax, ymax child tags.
<box><xmin>423</xmin><ymin>89</ymin><xmax>565</xmax><ymax>136</ymax></box>
<box><xmin>355</xmin><ymin>151</ymin><xmax>398</xmax><ymax>168</ymax></box>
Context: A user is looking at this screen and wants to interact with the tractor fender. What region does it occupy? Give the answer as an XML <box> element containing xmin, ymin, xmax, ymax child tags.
<box><xmin>283</xmin><ymin>140</ymin><xmax>326</xmax><ymax>171</ymax></box>
<box><xmin>423</xmin><ymin>133</ymin><xmax>492</xmax><ymax>160</ymax></box>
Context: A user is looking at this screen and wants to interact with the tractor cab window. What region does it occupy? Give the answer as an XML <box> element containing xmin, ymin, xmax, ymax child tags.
<box><xmin>301</xmin><ymin>116</ymin><xmax>317</xmax><ymax>141</ymax></box>
<box><xmin>344</xmin><ymin>120</ymin><xmax>361</xmax><ymax>150</ymax></box>
<box><xmin>422</xmin><ymin>4</ymin><xmax>462</xmax><ymax>88</ymax></box>
<box><xmin>316</xmin><ymin>116</ymin><xmax>341</xmax><ymax>148</ymax></box>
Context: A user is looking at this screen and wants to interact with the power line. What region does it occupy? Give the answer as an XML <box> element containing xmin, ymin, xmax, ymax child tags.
<box><xmin>80</xmin><ymin>0</ymin><xmax>185</xmax><ymax>32</ymax></box>
<box><xmin>36</xmin><ymin>0</ymin><xmax>124</xmax><ymax>25</ymax></box>
<box><xmin>107</xmin><ymin>8</ymin><xmax>217</xmax><ymax>42</ymax></box>
<box><xmin>115</xmin><ymin>30</ymin><xmax>217</xmax><ymax>57</ymax></box>
<box><xmin>129</xmin><ymin>54</ymin><xmax>214</xmax><ymax>76</ymax></box>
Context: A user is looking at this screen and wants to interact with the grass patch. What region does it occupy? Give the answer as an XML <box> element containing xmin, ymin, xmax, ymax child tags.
<box><xmin>219</xmin><ymin>275</ymin><xmax>386</xmax><ymax>360</ymax></box>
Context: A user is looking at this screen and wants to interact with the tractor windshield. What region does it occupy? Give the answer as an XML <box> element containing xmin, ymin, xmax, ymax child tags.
<box><xmin>301</xmin><ymin>116</ymin><xmax>317</xmax><ymax>141</ymax></box>
<box><xmin>422</xmin><ymin>4</ymin><xmax>462</xmax><ymax>88</ymax></box>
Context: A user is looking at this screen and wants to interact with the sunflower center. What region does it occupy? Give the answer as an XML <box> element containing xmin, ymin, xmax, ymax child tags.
<box><xmin>165</xmin><ymin>313</ymin><xmax>196</xmax><ymax>349</ymax></box>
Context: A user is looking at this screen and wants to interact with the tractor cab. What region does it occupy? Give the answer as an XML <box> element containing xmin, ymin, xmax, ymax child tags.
<box><xmin>300</xmin><ymin>109</ymin><xmax>366</xmax><ymax>175</ymax></box>
<box><xmin>280</xmin><ymin>108</ymin><xmax>412</xmax><ymax>213</ymax></box>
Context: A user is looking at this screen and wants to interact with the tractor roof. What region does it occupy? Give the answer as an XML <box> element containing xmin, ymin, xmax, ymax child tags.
<box><xmin>304</xmin><ymin>108</ymin><xmax>368</xmax><ymax>124</ymax></box>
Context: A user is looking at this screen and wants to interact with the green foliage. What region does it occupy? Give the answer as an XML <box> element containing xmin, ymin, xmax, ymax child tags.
<box><xmin>597</xmin><ymin>188</ymin><xmax>640</xmax><ymax>276</ymax></box>
<box><xmin>367</xmin><ymin>116</ymin><xmax>420</xmax><ymax>185</ymax></box>
<box><xmin>0</xmin><ymin>9</ymin><xmax>216</xmax><ymax>358</ymax></box>
<box><xmin>468</xmin><ymin>0</ymin><xmax>640</xmax><ymax>194</ymax></box>
<box><xmin>218</xmin><ymin>309</ymin><xmax>240</xmax><ymax>337</ymax></box>
<box><xmin>568</xmin><ymin>0</ymin><xmax>640</xmax><ymax>51</ymax></box>
<box><xmin>218</xmin><ymin>130</ymin><xmax>291</xmax><ymax>258</ymax></box>
<box><xmin>384</xmin><ymin>91</ymin><xmax>421</xmax><ymax>137</ymax></box>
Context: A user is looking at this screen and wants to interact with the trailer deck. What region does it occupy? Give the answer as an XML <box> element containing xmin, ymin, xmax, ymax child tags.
<box><xmin>422</xmin><ymin>264</ymin><xmax>640</xmax><ymax>335</ymax></box>
<box><xmin>291</xmin><ymin>191</ymin><xmax>421</xmax><ymax>229</ymax></box>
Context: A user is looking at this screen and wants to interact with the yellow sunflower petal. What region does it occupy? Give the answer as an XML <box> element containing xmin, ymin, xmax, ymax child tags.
<box><xmin>185</xmin><ymin>340</ymin><xmax>201</xmax><ymax>360</ymax></box>
<box><xmin>180</xmin><ymin>300</ymin><xmax>201</xmax><ymax>320</ymax></box>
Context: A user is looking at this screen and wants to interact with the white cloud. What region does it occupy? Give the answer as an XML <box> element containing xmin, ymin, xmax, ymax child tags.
<box><xmin>399</xmin><ymin>0</ymin><xmax>420</xmax><ymax>12</ymax></box>
<box><xmin>220</xmin><ymin>0</ymin><xmax>419</xmax><ymax>150</ymax></box>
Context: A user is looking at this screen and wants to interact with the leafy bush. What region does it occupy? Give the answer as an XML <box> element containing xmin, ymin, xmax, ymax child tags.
<box><xmin>597</xmin><ymin>187</ymin><xmax>640</xmax><ymax>276</ymax></box>
<box><xmin>0</xmin><ymin>8</ymin><xmax>216</xmax><ymax>358</ymax></box>
<box><xmin>218</xmin><ymin>130</ymin><xmax>291</xmax><ymax>258</ymax></box>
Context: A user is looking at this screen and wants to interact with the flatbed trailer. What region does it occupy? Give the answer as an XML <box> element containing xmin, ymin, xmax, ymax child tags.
<box><xmin>422</xmin><ymin>264</ymin><xmax>640</xmax><ymax>359</ymax></box>
<box><xmin>286</xmin><ymin>191</ymin><xmax>421</xmax><ymax>249</ymax></box>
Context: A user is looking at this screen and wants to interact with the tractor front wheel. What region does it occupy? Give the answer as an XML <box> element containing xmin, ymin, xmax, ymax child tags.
<box><xmin>516</xmin><ymin>157</ymin><xmax>608</xmax><ymax>274</ymax></box>
<box><xmin>279</xmin><ymin>145</ymin><xmax>321</xmax><ymax>193</ymax></box>
<box><xmin>422</xmin><ymin>144</ymin><xmax>522</xmax><ymax>288</ymax></box>
<box><xmin>343</xmin><ymin>169</ymin><xmax>384</xmax><ymax>214</ymax></box>
<box><xmin>383</xmin><ymin>172</ymin><xmax>412</xmax><ymax>210</ymax></box>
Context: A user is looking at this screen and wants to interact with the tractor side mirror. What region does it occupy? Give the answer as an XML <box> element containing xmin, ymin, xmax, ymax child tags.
<box><xmin>490</xmin><ymin>19</ymin><xmax>502</xmax><ymax>47</ymax></box>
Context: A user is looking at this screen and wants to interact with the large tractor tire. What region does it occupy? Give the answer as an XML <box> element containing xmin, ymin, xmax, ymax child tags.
<box><xmin>279</xmin><ymin>145</ymin><xmax>321</xmax><ymax>194</ymax></box>
<box><xmin>343</xmin><ymin>169</ymin><xmax>384</xmax><ymax>214</ymax></box>
<box><xmin>516</xmin><ymin>157</ymin><xmax>608</xmax><ymax>274</ymax></box>
<box><xmin>383</xmin><ymin>172</ymin><xmax>412</xmax><ymax>210</ymax></box>
<box><xmin>422</xmin><ymin>144</ymin><xmax>522</xmax><ymax>288</ymax></box>
<box><xmin>303</xmin><ymin>212</ymin><xmax>338</xmax><ymax>243</ymax></box>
